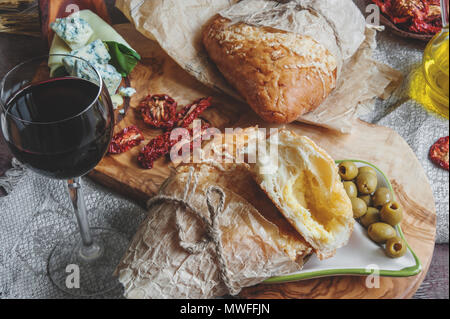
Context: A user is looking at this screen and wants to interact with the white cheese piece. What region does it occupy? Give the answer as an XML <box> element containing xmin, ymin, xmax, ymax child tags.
<box><xmin>111</xmin><ymin>94</ymin><xmax>124</xmax><ymax>110</ymax></box>
<box><xmin>118</xmin><ymin>87</ymin><xmax>136</xmax><ymax>97</ymax></box>
<box><xmin>50</xmin><ymin>16</ymin><xmax>94</xmax><ymax>50</ymax></box>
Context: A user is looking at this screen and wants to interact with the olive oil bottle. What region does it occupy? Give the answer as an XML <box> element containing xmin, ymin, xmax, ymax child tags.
<box><xmin>422</xmin><ymin>0</ymin><xmax>449</xmax><ymax>119</ymax></box>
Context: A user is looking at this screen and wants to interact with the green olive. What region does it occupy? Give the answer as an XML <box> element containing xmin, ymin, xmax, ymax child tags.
<box><xmin>350</xmin><ymin>197</ymin><xmax>367</xmax><ymax>218</ymax></box>
<box><xmin>343</xmin><ymin>181</ymin><xmax>358</xmax><ymax>198</ymax></box>
<box><xmin>359</xmin><ymin>195</ymin><xmax>372</xmax><ymax>207</ymax></box>
<box><xmin>338</xmin><ymin>161</ymin><xmax>359</xmax><ymax>181</ymax></box>
<box><xmin>380</xmin><ymin>201</ymin><xmax>403</xmax><ymax>226</ymax></box>
<box><xmin>358</xmin><ymin>166</ymin><xmax>377</xmax><ymax>177</ymax></box>
<box><xmin>385</xmin><ymin>236</ymin><xmax>407</xmax><ymax>258</ymax></box>
<box><xmin>356</xmin><ymin>172</ymin><xmax>378</xmax><ymax>195</ymax></box>
<box><xmin>360</xmin><ymin>207</ymin><xmax>380</xmax><ymax>228</ymax></box>
<box><xmin>368</xmin><ymin>222</ymin><xmax>397</xmax><ymax>244</ymax></box>
<box><xmin>372</xmin><ymin>187</ymin><xmax>392</xmax><ymax>208</ymax></box>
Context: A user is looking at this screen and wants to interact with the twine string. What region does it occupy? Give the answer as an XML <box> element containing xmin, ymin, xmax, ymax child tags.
<box><xmin>146</xmin><ymin>167</ymin><xmax>239</xmax><ymax>295</ymax></box>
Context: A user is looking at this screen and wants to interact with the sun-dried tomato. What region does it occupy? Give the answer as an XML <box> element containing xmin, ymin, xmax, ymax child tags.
<box><xmin>136</xmin><ymin>96</ymin><xmax>213</xmax><ymax>169</ymax></box>
<box><xmin>176</xmin><ymin>97</ymin><xmax>212</xmax><ymax>128</ymax></box>
<box><xmin>137</xmin><ymin>122</ymin><xmax>211</xmax><ymax>169</ymax></box>
<box><xmin>430</xmin><ymin>136</ymin><xmax>449</xmax><ymax>171</ymax></box>
<box><xmin>109</xmin><ymin>125</ymin><xmax>145</xmax><ymax>155</ymax></box>
<box><xmin>137</xmin><ymin>132</ymin><xmax>175</xmax><ymax>169</ymax></box>
<box><xmin>372</xmin><ymin>0</ymin><xmax>442</xmax><ymax>34</ymax></box>
<box><xmin>139</xmin><ymin>94</ymin><xmax>178</xmax><ymax>130</ymax></box>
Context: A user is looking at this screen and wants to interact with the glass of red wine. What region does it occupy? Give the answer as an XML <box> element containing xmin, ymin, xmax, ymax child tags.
<box><xmin>0</xmin><ymin>55</ymin><xmax>128</xmax><ymax>296</ymax></box>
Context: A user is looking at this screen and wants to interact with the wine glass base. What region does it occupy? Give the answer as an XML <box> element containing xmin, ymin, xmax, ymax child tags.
<box><xmin>47</xmin><ymin>227</ymin><xmax>129</xmax><ymax>297</ymax></box>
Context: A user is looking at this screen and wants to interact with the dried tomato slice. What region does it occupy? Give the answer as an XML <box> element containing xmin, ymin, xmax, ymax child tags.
<box><xmin>109</xmin><ymin>125</ymin><xmax>145</xmax><ymax>155</ymax></box>
<box><xmin>139</xmin><ymin>94</ymin><xmax>178</xmax><ymax>130</ymax></box>
<box><xmin>137</xmin><ymin>122</ymin><xmax>211</xmax><ymax>169</ymax></box>
<box><xmin>429</xmin><ymin>136</ymin><xmax>449</xmax><ymax>171</ymax></box>
<box><xmin>137</xmin><ymin>131</ymin><xmax>175</xmax><ymax>169</ymax></box>
<box><xmin>136</xmin><ymin>96</ymin><xmax>213</xmax><ymax>169</ymax></box>
<box><xmin>176</xmin><ymin>97</ymin><xmax>212</xmax><ymax>128</ymax></box>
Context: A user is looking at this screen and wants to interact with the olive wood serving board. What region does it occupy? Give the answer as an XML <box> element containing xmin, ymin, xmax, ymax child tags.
<box><xmin>90</xmin><ymin>24</ymin><xmax>436</xmax><ymax>299</ymax></box>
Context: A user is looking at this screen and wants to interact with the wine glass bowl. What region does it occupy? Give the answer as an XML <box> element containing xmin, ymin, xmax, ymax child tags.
<box><xmin>1</xmin><ymin>55</ymin><xmax>114</xmax><ymax>179</ymax></box>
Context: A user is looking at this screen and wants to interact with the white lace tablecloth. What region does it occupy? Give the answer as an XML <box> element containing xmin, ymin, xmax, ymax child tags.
<box><xmin>0</xmin><ymin>0</ymin><xmax>448</xmax><ymax>299</ymax></box>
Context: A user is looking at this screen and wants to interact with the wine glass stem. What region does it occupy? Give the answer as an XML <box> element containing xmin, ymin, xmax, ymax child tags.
<box><xmin>67</xmin><ymin>178</ymin><xmax>102</xmax><ymax>260</ymax></box>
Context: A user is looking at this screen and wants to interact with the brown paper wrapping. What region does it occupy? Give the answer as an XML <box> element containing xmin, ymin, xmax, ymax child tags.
<box><xmin>115</xmin><ymin>164</ymin><xmax>309</xmax><ymax>299</ymax></box>
<box><xmin>116</xmin><ymin>0</ymin><xmax>402</xmax><ymax>133</ymax></box>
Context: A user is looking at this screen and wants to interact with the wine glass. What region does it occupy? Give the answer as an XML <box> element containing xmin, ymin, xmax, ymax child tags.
<box><xmin>0</xmin><ymin>55</ymin><xmax>128</xmax><ymax>296</ymax></box>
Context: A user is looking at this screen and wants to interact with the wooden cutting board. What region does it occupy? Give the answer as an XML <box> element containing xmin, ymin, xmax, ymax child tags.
<box><xmin>89</xmin><ymin>24</ymin><xmax>436</xmax><ymax>299</ymax></box>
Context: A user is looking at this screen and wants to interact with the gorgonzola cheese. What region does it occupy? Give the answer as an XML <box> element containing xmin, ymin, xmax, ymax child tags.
<box><xmin>50</xmin><ymin>16</ymin><xmax>94</xmax><ymax>50</ymax></box>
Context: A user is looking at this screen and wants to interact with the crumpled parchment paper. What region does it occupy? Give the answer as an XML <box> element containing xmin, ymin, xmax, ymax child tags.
<box><xmin>116</xmin><ymin>0</ymin><xmax>403</xmax><ymax>133</ymax></box>
<box><xmin>114</xmin><ymin>164</ymin><xmax>306</xmax><ymax>299</ymax></box>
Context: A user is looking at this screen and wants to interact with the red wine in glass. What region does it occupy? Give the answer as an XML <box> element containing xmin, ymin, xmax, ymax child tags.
<box><xmin>5</xmin><ymin>77</ymin><xmax>113</xmax><ymax>179</ymax></box>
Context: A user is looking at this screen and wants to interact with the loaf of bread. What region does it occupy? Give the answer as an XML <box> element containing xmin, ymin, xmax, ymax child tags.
<box><xmin>202</xmin><ymin>15</ymin><xmax>338</xmax><ymax>123</ymax></box>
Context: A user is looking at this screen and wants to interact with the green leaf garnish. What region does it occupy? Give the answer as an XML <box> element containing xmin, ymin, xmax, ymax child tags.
<box><xmin>104</xmin><ymin>41</ymin><xmax>141</xmax><ymax>77</ymax></box>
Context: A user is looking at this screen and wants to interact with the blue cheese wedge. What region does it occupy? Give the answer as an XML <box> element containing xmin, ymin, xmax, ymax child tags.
<box><xmin>118</xmin><ymin>87</ymin><xmax>136</xmax><ymax>97</ymax></box>
<box><xmin>63</xmin><ymin>59</ymin><xmax>122</xmax><ymax>95</ymax></box>
<box><xmin>50</xmin><ymin>16</ymin><xmax>94</xmax><ymax>50</ymax></box>
<box><xmin>63</xmin><ymin>59</ymin><xmax>98</xmax><ymax>83</ymax></box>
<box><xmin>62</xmin><ymin>39</ymin><xmax>121</xmax><ymax>94</ymax></box>
<box><xmin>64</xmin><ymin>39</ymin><xmax>111</xmax><ymax>70</ymax></box>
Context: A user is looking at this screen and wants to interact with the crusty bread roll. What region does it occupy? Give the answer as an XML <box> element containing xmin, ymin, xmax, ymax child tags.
<box><xmin>200</xmin><ymin>127</ymin><xmax>353</xmax><ymax>259</ymax></box>
<box><xmin>249</xmin><ymin>129</ymin><xmax>354</xmax><ymax>259</ymax></box>
<box><xmin>202</xmin><ymin>15</ymin><xmax>338</xmax><ymax>124</ymax></box>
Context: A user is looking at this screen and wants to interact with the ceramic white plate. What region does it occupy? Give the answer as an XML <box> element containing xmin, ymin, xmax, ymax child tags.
<box><xmin>265</xmin><ymin>160</ymin><xmax>421</xmax><ymax>284</ymax></box>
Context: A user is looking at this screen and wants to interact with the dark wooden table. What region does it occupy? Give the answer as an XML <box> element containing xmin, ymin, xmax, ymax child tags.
<box><xmin>0</xmin><ymin>0</ymin><xmax>447</xmax><ymax>299</ymax></box>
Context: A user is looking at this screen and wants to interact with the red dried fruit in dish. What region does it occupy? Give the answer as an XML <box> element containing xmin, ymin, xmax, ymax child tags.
<box><xmin>176</xmin><ymin>97</ymin><xmax>213</xmax><ymax>128</ymax></box>
<box><xmin>109</xmin><ymin>125</ymin><xmax>145</xmax><ymax>155</ymax></box>
<box><xmin>372</xmin><ymin>0</ymin><xmax>442</xmax><ymax>34</ymax></box>
<box><xmin>430</xmin><ymin>136</ymin><xmax>449</xmax><ymax>170</ymax></box>
<box><xmin>139</xmin><ymin>94</ymin><xmax>178</xmax><ymax>130</ymax></box>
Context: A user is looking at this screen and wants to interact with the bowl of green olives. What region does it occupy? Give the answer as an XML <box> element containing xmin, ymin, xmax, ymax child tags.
<box><xmin>337</xmin><ymin>160</ymin><xmax>409</xmax><ymax>259</ymax></box>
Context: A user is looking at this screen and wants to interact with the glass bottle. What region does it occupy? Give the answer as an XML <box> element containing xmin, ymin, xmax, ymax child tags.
<box><xmin>422</xmin><ymin>0</ymin><xmax>449</xmax><ymax>119</ymax></box>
